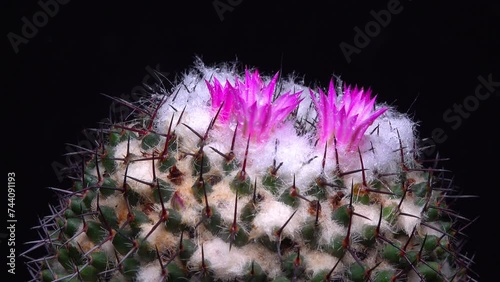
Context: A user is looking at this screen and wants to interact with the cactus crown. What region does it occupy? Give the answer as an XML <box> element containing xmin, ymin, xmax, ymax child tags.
<box><xmin>24</xmin><ymin>60</ymin><xmax>474</xmax><ymax>282</ymax></box>
<box><xmin>206</xmin><ymin>68</ymin><xmax>303</xmax><ymax>143</ymax></box>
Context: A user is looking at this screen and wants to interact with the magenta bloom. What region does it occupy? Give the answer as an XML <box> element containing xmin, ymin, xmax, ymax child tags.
<box><xmin>205</xmin><ymin>76</ymin><xmax>235</xmax><ymax>123</ymax></box>
<box><xmin>310</xmin><ymin>80</ymin><xmax>387</xmax><ymax>151</ymax></box>
<box><xmin>206</xmin><ymin>69</ymin><xmax>302</xmax><ymax>143</ymax></box>
<box><xmin>233</xmin><ymin>70</ymin><xmax>302</xmax><ymax>142</ymax></box>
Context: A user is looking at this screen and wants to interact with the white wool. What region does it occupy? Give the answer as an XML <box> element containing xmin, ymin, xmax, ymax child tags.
<box><xmin>154</xmin><ymin>75</ymin><xmax>211</xmax><ymax>139</ymax></box>
<box><xmin>303</xmin><ymin>249</ymin><xmax>342</xmax><ymax>277</ymax></box>
<box><xmin>138</xmin><ymin>205</ymin><xmax>178</xmax><ymax>250</ymax></box>
<box><xmin>203</xmin><ymin>126</ymin><xmax>236</xmax><ymax>169</ymax></box>
<box><xmin>178</xmin><ymin>107</ymin><xmax>212</xmax><ymax>142</ymax></box>
<box><xmin>317</xmin><ymin>201</ymin><xmax>346</xmax><ymax>246</ymax></box>
<box><xmin>396</xmin><ymin>197</ymin><xmax>424</xmax><ymax>235</ymax></box>
<box><xmin>252</xmin><ymin>197</ymin><xmax>306</xmax><ymax>239</ymax></box>
<box><xmin>113</xmin><ymin>136</ymin><xmax>143</xmax><ymax>158</ymax></box>
<box><xmin>111</xmin><ymin>138</ymin><xmax>156</xmax><ymax>197</ymax></box>
<box><xmin>349</xmin><ymin>203</ymin><xmax>378</xmax><ymax>233</ymax></box>
<box><xmin>203</xmin><ymin>124</ymin><xmax>318</xmax><ymax>196</ymax></box>
<box><xmin>154</xmin><ymin>61</ymin><xmax>240</xmax><ymax>138</ymax></box>
<box><xmin>189</xmin><ymin>239</ymin><xmax>283</xmax><ymax>279</ymax></box>
<box><xmin>189</xmin><ymin>237</ymin><xmax>251</xmax><ymax>280</ymax></box>
<box><xmin>294</xmin><ymin>154</ymin><xmax>331</xmax><ymax>194</ymax></box>
<box><xmin>421</xmin><ymin>222</ymin><xmax>447</xmax><ymax>237</ymax></box>
<box><xmin>195</xmin><ymin>61</ymin><xmax>239</xmax><ymax>87</ymax></box>
<box><xmin>269</xmin><ymin>127</ymin><xmax>315</xmax><ymax>188</ymax></box>
<box><xmin>136</xmin><ymin>262</ymin><xmax>162</xmax><ymax>282</ymax></box>
<box><xmin>124</xmin><ymin>161</ymin><xmax>155</xmax><ymax>196</ymax></box>
<box><xmin>229</xmin><ymin>122</ymin><xmax>316</xmax><ymax>188</ymax></box>
<box><xmin>207</xmin><ymin>179</ymin><xmax>250</xmax><ymax>223</ymax></box>
<box><xmin>240</xmin><ymin>243</ymin><xmax>282</xmax><ymax>278</ymax></box>
<box><xmin>279</xmin><ymin>76</ymin><xmax>315</xmax><ymax>129</ymax></box>
<box><xmin>139</xmin><ymin>221</ymin><xmax>162</xmax><ymax>245</ymax></box>
<box><xmin>365</xmin><ymin>107</ymin><xmax>417</xmax><ymax>170</ymax></box>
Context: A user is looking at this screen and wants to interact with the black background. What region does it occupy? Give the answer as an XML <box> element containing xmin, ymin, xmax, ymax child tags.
<box><xmin>4</xmin><ymin>0</ymin><xmax>498</xmax><ymax>281</ymax></box>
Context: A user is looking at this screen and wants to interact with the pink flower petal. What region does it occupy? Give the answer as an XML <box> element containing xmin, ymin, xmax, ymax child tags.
<box><xmin>311</xmin><ymin>79</ymin><xmax>388</xmax><ymax>151</ymax></box>
<box><xmin>207</xmin><ymin>69</ymin><xmax>302</xmax><ymax>143</ymax></box>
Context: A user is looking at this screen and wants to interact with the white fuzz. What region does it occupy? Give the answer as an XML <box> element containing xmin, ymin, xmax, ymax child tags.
<box><xmin>113</xmin><ymin>135</ymin><xmax>142</xmax><ymax>158</ymax></box>
<box><xmin>252</xmin><ymin>197</ymin><xmax>306</xmax><ymax>240</ymax></box>
<box><xmin>304</xmin><ymin>248</ymin><xmax>343</xmax><ymax>277</ymax></box>
<box><xmin>350</xmin><ymin>203</ymin><xmax>381</xmax><ymax>233</ymax></box>
<box><xmin>189</xmin><ymin>237</ymin><xmax>250</xmax><ymax>280</ymax></box>
<box><xmin>317</xmin><ymin>201</ymin><xmax>346</xmax><ymax>245</ymax></box>
<box><xmin>136</xmin><ymin>262</ymin><xmax>162</xmax><ymax>282</ymax></box>
<box><xmin>365</xmin><ymin>107</ymin><xmax>417</xmax><ymax>171</ymax></box>
<box><xmin>421</xmin><ymin>222</ymin><xmax>448</xmax><ymax>237</ymax></box>
<box><xmin>239</xmin><ymin>242</ymin><xmax>282</xmax><ymax>278</ymax></box>
<box><xmin>295</xmin><ymin>156</ymin><xmax>329</xmax><ymax>194</ymax></box>
<box><xmin>111</xmin><ymin>138</ymin><xmax>156</xmax><ymax>197</ymax></box>
<box><xmin>139</xmin><ymin>206</ymin><xmax>178</xmax><ymax>250</ymax></box>
<box><xmin>207</xmin><ymin>179</ymin><xmax>249</xmax><ymax>223</ymax></box>
<box><xmin>396</xmin><ymin>197</ymin><xmax>424</xmax><ymax>235</ymax></box>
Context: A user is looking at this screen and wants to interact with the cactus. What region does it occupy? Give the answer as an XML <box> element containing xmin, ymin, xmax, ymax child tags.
<box><xmin>24</xmin><ymin>60</ymin><xmax>475</xmax><ymax>281</ymax></box>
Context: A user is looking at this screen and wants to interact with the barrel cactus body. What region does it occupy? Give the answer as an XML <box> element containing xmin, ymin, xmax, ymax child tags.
<box><xmin>25</xmin><ymin>60</ymin><xmax>474</xmax><ymax>281</ymax></box>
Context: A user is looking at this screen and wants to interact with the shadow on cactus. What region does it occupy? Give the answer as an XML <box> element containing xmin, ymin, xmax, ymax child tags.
<box><xmin>23</xmin><ymin>59</ymin><xmax>477</xmax><ymax>281</ymax></box>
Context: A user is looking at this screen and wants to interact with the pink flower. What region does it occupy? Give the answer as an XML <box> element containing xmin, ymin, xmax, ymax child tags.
<box><xmin>206</xmin><ymin>69</ymin><xmax>303</xmax><ymax>143</ymax></box>
<box><xmin>205</xmin><ymin>76</ymin><xmax>235</xmax><ymax>123</ymax></box>
<box><xmin>310</xmin><ymin>80</ymin><xmax>387</xmax><ymax>151</ymax></box>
